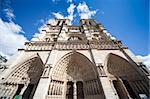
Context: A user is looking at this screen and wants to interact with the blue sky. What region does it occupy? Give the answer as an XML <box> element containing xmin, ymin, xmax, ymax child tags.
<box><xmin>0</xmin><ymin>0</ymin><xmax>149</xmax><ymax>57</ymax></box>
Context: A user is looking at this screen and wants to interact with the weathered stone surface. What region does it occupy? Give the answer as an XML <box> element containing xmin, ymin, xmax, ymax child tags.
<box><xmin>0</xmin><ymin>19</ymin><xmax>149</xmax><ymax>99</ymax></box>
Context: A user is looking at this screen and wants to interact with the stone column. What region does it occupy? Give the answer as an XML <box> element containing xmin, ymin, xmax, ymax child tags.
<box><xmin>62</xmin><ymin>81</ymin><xmax>67</xmax><ymax>99</ymax></box>
<box><xmin>73</xmin><ymin>82</ymin><xmax>77</xmax><ymax>99</ymax></box>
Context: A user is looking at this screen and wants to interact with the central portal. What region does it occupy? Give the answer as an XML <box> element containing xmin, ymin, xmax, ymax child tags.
<box><xmin>51</xmin><ymin>51</ymin><xmax>104</xmax><ymax>99</ymax></box>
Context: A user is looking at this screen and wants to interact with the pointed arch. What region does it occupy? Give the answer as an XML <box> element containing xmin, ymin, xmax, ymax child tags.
<box><xmin>51</xmin><ymin>51</ymin><xmax>98</xmax><ymax>81</ymax></box>
<box><xmin>105</xmin><ymin>53</ymin><xmax>149</xmax><ymax>98</ymax></box>
<box><xmin>48</xmin><ymin>51</ymin><xmax>105</xmax><ymax>99</ymax></box>
<box><xmin>0</xmin><ymin>53</ymin><xmax>44</xmax><ymax>99</ymax></box>
<box><xmin>5</xmin><ymin>53</ymin><xmax>44</xmax><ymax>84</ymax></box>
<box><xmin>105</xmin><ymin>53</ymin><xmax>142</xmax><ymax>80</ymax></box>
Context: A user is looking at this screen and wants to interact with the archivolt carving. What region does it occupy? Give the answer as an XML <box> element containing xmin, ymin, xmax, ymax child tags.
<box><xmin>4</xmin><ymin>54</ymin><xmax>44</xmax><ymax>84</ymax></box>
<box><xmin>105</xmin><ymin>53</ymin><xmax>143</xmax><ymax>80</ymax></box>
<box><xmin>105</xmin><ymin>53</ymin><xmax>149</xmax><ymax>98</ymax></box>
<box><xmin>48</xmin><ymin>51</ymin><xmax>105</xmax><ymax>98</ymax></box>
<box><xmin>51</xmin><ymin>51</ymin><xmax>98</xmax><ymax>81</ymax></box>
<box><xmin>0</xmin><ymin>54</ymin><xmax>44</xmax><ymax>98</ymax></box>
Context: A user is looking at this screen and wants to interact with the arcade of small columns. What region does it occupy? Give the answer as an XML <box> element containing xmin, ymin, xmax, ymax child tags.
<box><xmin>47</xmin><ymin>79</ymin><xmax>101</xmax><ymax>99</ymax></box>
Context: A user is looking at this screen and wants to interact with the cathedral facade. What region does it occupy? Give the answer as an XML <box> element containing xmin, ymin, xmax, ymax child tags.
<box><xmin>0</xmin><ymin>19</ymin><xmax>149</xmax><ymax>99</ymax></box>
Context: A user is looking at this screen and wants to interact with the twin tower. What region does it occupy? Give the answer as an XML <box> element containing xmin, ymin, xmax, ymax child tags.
<box><xmin>0</xmin><ymin>19</ymin><xmax>149</xmax><ymax>99</ymax></box>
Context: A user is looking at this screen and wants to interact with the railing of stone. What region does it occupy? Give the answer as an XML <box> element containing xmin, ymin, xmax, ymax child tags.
<box><xmin>24</xmin><ymin>40</ymin><xmax>125</xmax><ymax>51</ymax></box>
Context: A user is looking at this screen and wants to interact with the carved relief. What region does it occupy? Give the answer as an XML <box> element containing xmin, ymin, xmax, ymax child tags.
<box><xmin>46</xmin><ymin>51</ymin><xmax>105</xmax><ymax>99</ymax></box>
<box><xmin>0</xmin><ymin>55</ymin><xmax>44</xmax><ymax>98</ymax></box>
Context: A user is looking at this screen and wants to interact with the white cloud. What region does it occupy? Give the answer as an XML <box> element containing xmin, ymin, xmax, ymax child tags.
<box><xmin>52</xmin><ymin>3</ymin><xmax>76</xmax><ymax>24</ymax></box>
<box><xmin>35</xmin><ymin>1</ymin><xmax>97</xmax><ymax>37</ymax></box>
<box><xmin>136</xmin><ymin>54</ymin><xmax>150</xmax><ymax>70</ymax></box>
<box><xmin>33</xmin><ymin>3</ymin><xmax>76</xmax><ymax>39</ymax></box>
<box><xmin>0</xmin><ymin>18</ymin><xmax>28</xmax><ymax>57</ymax></box>
<box><xmin>77</xmin><ymin>2</ymin><xmax>97</xmax><ymax>19</ymax></box>
<box><xmin>40</xmin><ymin>1</ymin><xmax>97</xmax><ymax>26</ymax></box>
<box><xmin>38</xmin><ymin>19</ymin><xmax>56</xmax><ymax>32</ymax></box>
<box><xmin>67</xmin><ymin>4</ymin><xmax>76</xmax><ymax>15</ymax></box>
<box><xmin>52</xmin><ymin>12</ymin><xmax>65</xmax><ymax>19</ymax></box>
<box><xmin>34</xmin><ymin>3</ymin><xmax>76</xmax><ymax>36</ymax></box>
<box><xmin>77</xmin><ymin>2</ymin><xmax>95</xmax><ymax>19</ymax></box>
<box><xmin>32</xmin><ymin>18</ymin><xmax>57</xmax><ymax>39</ymax></box>
<box><xmin>67</xmin><ymin>4</ymin><xmax>76</xmax><ymax>23</ymax></box>
<box><xmin>3</xmin><ymin>9</ymin><xmax>15</xmax><ymax>21</ymax></box>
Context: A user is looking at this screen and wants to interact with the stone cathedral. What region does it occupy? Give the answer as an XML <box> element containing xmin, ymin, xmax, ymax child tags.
<box><xmin>0</xmin><ymin>19</ymin><xmax>149</xmax><ymax>99</ymax></box>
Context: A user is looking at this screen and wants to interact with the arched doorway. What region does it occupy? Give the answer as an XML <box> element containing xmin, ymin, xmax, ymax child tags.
<box><xmin>0</xmin><ymin>54</ymin><xmax>44</xmax><ymax>99</ymax></box>
<box><xmin>105</xmin><ymin>53</ymin><xmax>149</xmax><ymax>99</ymax></box>
<box><xmin>48</xmin><ymin>51</ymin><xmax>105</xmax><ymax>99</ymax></box>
